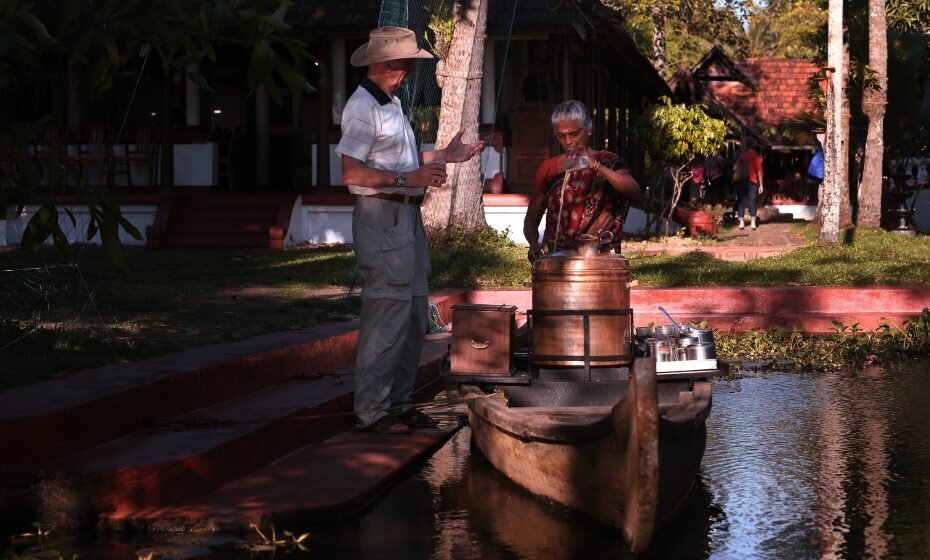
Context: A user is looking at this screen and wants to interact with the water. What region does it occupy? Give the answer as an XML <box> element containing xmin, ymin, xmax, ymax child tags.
<box><xmin>4</xmin><ymin>363</ymin><xmax>929</xmax><ymax>559</ymax></box>
<box><xmin>312</xmin><ymin>363</ymin><xmax>930</xmax><ymax>559</ymax></box>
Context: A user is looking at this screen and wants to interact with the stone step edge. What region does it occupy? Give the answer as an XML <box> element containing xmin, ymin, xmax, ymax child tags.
<box><xmin>57</xmin><ymin>345</ymin><xmax>447</xmax><ymax>516</ymax></box>
<box><xmin>99</xmin><ymin>428</ymin><xmax>458</xmax><ymax>532</ymax></box>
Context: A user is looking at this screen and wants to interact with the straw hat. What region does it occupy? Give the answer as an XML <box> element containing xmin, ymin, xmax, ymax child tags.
<box><xmin>350</xmin><ymin>26</ymin><xmax>434</xmax><ymax>67</ymax></box>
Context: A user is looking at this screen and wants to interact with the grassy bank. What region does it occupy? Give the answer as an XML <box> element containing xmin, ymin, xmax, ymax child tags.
<box><xmin>2</xmin><ymin>226</ymin><xmax>929</xmax><ymax>388</ymax></box>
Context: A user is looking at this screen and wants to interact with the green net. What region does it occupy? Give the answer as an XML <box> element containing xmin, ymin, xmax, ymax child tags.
<box><xmin>377</xmin><ymin>0</ymin><xmax>444</xmax><ymax>147</ymax></box>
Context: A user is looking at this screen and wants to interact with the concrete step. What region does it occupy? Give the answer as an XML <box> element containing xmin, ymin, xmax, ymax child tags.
<box><xmin>158</xmin><ymin>232</ymin><xmax>271</xmax><ymax>247</ymax></box>
<box><xmin>172</xmin><ymin>206</ymin><xmax>280</xmax><ymax>221</ymax></box>
<box><xmin>0</xmin><ymin>322</ymin><xmax>360</xmax><ymax>468</ymax></box>
<box><xmin>48</xmin><ymin>335</ymin><xmax>450</xmax><ymax>517</ymax></box>
<box><xmin>103</xmin><ymin>427</ymin><xmax>457</xmax><ymax>531</ymax></box>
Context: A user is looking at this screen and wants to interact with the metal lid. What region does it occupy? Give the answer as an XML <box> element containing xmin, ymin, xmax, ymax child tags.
<box><xmin>451</xmin><ymin>303</ymin><xmax>517</xmax><ymax>312</ymax></box>
<box><xmin>532</xmin><ymin>250</ymin><xmax>630</xmax><ymax>273</ymax></box>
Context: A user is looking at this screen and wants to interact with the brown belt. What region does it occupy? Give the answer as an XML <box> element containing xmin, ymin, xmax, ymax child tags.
<box><xmin>364</xmin><ymin>192</ymin><xmax>424</xmax><ymax>205</ymax></box>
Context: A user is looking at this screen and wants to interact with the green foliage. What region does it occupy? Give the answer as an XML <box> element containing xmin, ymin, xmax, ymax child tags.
<box><xmin>0</xmin><ymin>0</ymin><xmax>315</xmax><ymax>99</ymax></box>
<box><xmin>607</xmin><ymin>0</ymin><xmax>748</xmax><ymax>75</ymax></box>
<box><xmin>631</xmin><ymin>96</ymin><xmax>726</xmax><ymax>227</ymax></box>
<box><xmin>0</xmin><ymin>0</ymin><xmax>316</xmax><ymax>270</ymax></box>
<box><xmin>746</xmin><ymin>0</ymin><xmax>827</xmax><ymax>59</ymax></box>
<box><xmin>247</xmin><ymin>523</ymin><xmax>310</xmax><ymax>553</ymax></box>
<box><xmin>422</xmin><ymin>0</ymin><xmax>455</xmax><ymax>60</ymax></box>
<box><xmin>887</xmin><ymin>0</ymin><xmax>930</xmax><ymax>32</ymax></box>
<box><xmin>716</xmin><ymin>308</ymin><xmax>930</xmax><ymax>372</ymax></box>
<box><xmin>633</xmin><ymin>97</ymin><xmax>727</xmax><ymax>165</ymax></box>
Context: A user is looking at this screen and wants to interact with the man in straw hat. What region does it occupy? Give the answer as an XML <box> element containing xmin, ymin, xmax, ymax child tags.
<box><xmin>336</xmin><ymin>26</ymin><xmax>483</xmax><ymax>435</ymax></box>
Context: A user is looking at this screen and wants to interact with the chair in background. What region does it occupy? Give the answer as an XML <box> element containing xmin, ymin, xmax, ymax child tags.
<box><xmin>29</xmin><ymin>127</ymin><xmax>66</xmax><ymax>190</ymax></box>
<box><xmin>215</xmin><ymin>126</ymin><xmax>240</xmax><ymax>191</ymax></box>
<box><xmin>75</xmin><ymin>126</ymin><xmax>113</xmax><ymax>187</ymax></box>
<box><xmin>111</xmin><ymin>127</ymin><xmax>160</xmax><ymax>188</ymax></box>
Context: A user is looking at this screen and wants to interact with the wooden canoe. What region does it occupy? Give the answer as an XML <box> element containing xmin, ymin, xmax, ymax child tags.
<box><xmin>458</xmin><ymin>358</ymin><xmax>712</xmax><ymax>553</ymax></box>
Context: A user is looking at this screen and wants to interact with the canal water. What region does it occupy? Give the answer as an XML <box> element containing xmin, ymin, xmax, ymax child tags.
<box><xmin>4</xmin><ymin>363</ymin><xmax>929</xmax><ymax>559</ymax></box>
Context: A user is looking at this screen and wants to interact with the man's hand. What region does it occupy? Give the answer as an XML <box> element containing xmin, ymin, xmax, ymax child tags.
<box><xmin>409</xmin><ymin>162</ymin><xmax>448</xmax><ymax>188</ymax></box>
<box><xmin>443</xmin><ymin>129</ymin><xmax>484</xmax><ymax>163</ymax></box>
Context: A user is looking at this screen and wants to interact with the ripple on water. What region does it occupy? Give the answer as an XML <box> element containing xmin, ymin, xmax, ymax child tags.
<box><xmin>703</xmin><ymin>365</ymin><xmax>930</xmax><ymax>559</ymax></box>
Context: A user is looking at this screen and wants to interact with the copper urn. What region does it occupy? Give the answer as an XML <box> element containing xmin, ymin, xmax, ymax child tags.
<box><xmin>530</xmin><ymin>235</ymin><xmax>633</xmax><ymax>366</ymax></box>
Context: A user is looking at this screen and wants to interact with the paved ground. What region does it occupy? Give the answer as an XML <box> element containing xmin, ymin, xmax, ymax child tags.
<box><xmin>624</xmin><ymin>220</ymin><xmax>806</xmax><ymax>260</ymax></box>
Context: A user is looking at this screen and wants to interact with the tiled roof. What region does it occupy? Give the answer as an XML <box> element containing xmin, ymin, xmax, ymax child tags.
<box><xmin>704</xmin><ymin>58</ymin><xmax>821</xmax><ymax>130</ymax></box>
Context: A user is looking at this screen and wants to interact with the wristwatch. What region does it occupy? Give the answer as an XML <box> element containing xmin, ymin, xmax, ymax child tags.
<box><xmin>394</xmin><ymin>173</ymin><xmax>407</xmax><ymax>188</ymax></box>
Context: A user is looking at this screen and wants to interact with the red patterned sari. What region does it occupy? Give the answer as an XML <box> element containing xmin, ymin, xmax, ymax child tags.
<box><xmin>533</xmin><ymin>150</ymin><xmax>630</xmax><ymax>252</ymax></box>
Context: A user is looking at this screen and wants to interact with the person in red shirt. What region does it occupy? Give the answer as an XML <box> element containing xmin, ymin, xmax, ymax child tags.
<box><xmin>732</xmin><ymin>136</ymin><xmax>764</xmax><ymax>230</ymax></box>
<box><xmin>523</xmin><ymin>100</ymin><xmax>643</xmax><ymax>260</ymax></box>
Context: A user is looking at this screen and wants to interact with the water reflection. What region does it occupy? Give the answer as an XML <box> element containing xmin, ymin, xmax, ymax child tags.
<box><xmin>702</xmin><ymin>364</ymin><xmax>930</xmax><ymax>560</ymax></box>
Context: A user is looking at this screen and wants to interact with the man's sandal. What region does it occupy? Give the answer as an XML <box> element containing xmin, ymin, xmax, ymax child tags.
<box><xmin>398</xmin><ymin>408</ymin><xmax>439</xmax><ymax>428</ymax></box>
<box><xmin>360</xmin><ymin>415</ymin><xmax>410</xmax><ymax>435</ymax></box>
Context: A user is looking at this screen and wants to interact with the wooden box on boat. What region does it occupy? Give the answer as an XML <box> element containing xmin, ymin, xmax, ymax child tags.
<box><xmin>450</xmin><ymin>304</ymin><xmax>517</xmax><ymax>375</ymax></box>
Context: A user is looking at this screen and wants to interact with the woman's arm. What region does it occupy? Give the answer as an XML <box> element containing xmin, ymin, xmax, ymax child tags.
<box><xmin>524</xmin><ymin>191</ymin><xmax>547</xmax><ymax>261</ymax></box>
<box><xmin>592</xmin><ymin>157</ymin><xmax>644</xmax><ymax>207</ymax></box>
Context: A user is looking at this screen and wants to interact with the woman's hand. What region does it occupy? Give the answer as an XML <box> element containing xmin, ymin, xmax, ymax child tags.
<box><xmin>527</xmin><ymin>243</ymin><xmax>543</xmax><ymax>263</ymax></box>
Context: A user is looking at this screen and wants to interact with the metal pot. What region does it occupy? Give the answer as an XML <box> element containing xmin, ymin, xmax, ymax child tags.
<box><xmin>635</xmin><ymin>326</ymin><xmax>654</xmax><ymax>339</ymax></box>
<box><xmin>690</xmin><ymin>329</ymin><xmax>715</xmax><ymax>345</ymax></box>
<box><xmin>655</xmin><ymin>324</ymin><xmax>678</xmax><ymax>336</ymax></box>
<box><xmin>685</xmin><ymin>342</ymin><xmax>716</xmax><ymax>360</ymax></box>
<box><xmin>677</xmin><ymin>335</ymin><xmax>700</xmax><ymax>348</ymax></box>
<box><xmin>531</xmin><ymin>244</ymin><xmax>632</xmax><ymax>366</ymax></box>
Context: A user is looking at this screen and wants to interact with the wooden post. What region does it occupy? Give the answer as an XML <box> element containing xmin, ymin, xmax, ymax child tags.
<box><xmin>607</xmin><ymin>80</ymin><xmax>617</xmax><ymax>153</ymax></box>
<box><xmin>161</xmin><ymin>69</ymin><xmax>174</xmax><ymax>190</ymax></box>
<box><xmin>317</xmin><ymin>39</ymin><xmax>332</xmax><ymax>190</ymax></box>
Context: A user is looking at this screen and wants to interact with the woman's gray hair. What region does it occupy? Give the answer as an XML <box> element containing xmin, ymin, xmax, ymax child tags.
<box><xmin>551</xmin><ymin>100</ymin><xmax>592</xmax><ymax>131</ymax></box>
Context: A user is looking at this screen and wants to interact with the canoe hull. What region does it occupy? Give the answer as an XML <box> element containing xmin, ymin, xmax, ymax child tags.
<box><xmin>462</xmin><ymin>359</ymin><xmax>711</xmax><ymax>552</ymax></box>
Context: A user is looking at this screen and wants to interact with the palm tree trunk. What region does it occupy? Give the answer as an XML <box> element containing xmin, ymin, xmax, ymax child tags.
<box><xmin>858</xmin><ymin>0</ymin><xmax>888</xmax><ymax>227</ymax></box>
<box><xmin>422</xmin><ymin>0</ymin><xmax>488</xmax><ymax>235</ymax></box>
<box><xmin>839</xmin><ymin>40</ymin><xmax>852</xmax><ymax>229</ymax></box>
<box><xmin>821</xmin><ymin>0</ymin><xmax>844</xmax><ymax>245</ymax></box>
<box><xmin>651</xmin><ymin>6</ymin><xmax>667</xmax><ymax>79</ymax></box>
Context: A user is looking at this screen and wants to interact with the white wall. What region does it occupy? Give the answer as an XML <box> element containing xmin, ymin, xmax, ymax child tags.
<box><xmin>303</xmin><ymin>204</ymin><xmax>353</xmax><ymax>244</ymax></box>
<box><xmin>3</xmin><ymin>205</ymin><xmax>156</xmax><ymax>246</ymax></box>
<box><xmin>5</xmin><ymin>199</ymin><xmax>921</xmax><ymax>248</ymax></box>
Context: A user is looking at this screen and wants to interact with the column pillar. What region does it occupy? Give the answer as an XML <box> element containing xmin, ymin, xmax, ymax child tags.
<box><xmin>481</xmin><ymin>39</ymin><xmax>496</xmax><ymax>125</ymax></box>
<box><xmin>255</xmin><ymin>85</ymin><xmax>269</xmax><ymax>187</ymax></box>
<box><xmin>185</xmin><ymin>64</ymin><xmax>200</xmax><ymax>127</ymax></box>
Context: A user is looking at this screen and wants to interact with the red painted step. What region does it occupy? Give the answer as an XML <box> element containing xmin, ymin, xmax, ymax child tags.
<box><xmin>146</xmin><ymin>193</ymin><xmax>298</xmax><ymax>250</ymax></box>
<box><xmin>37</xmin><ymin>336</ymin><xmax>448</xmax><ymax>518</ymax></box>
<box><xmin>106</xmin><ymin>428</ymin><xmax>456</xmax><ymax>531</ymax></box>
<box><xmin>0</xmin><ymin>323</ymin><xmax>359</xmax><ymax>468</ymax></box>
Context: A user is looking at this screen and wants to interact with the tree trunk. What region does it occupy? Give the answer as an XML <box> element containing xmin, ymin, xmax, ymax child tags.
<box><xmin>651</xmin><ymin>6</ymin><xmax>667</xmax><ymax>79</ymax></box>
<box><xmin>422</xmin><ymin>0</ymin><xmax>488</xmax><ymax>235</ymax></box>
<box><xmin>820</xmin><ymin>0</ymin><xmax>844</xmax><ymax>245</ymax></box>
<box><xmin>858</xmin><ymin>0</ymin><xmax>887</xmax><ymax>227</ymax></box>
<box><xmin>839</xmin><ymin>40</ymin><xmax>852</xmax><ymax>229</ymax></box>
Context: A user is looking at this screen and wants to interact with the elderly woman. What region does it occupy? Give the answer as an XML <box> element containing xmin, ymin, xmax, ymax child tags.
<box><xmin>523</xmin><ymin>100</ymin><xmax>643</xmax><ymax>261</ymax></box>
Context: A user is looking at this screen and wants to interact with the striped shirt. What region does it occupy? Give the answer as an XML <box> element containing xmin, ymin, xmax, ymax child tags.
<box><xmin>335</xmin><ymin>78</ymin><xmax>422</xmax><ymax>197</ymax></box>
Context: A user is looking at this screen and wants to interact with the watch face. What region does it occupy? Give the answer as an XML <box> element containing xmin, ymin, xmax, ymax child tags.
<box><xmin>395</xmin><ymin>173</ymin><xmax>406</xmax><ymax>187</ymax></box>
